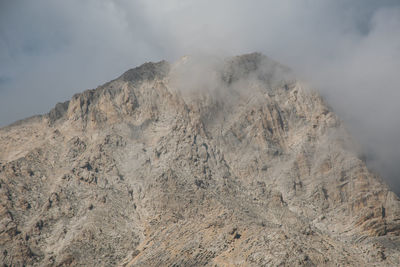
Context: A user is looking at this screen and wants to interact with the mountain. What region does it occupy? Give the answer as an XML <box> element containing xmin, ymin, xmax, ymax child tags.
<box><xmin>1</xmin><ymin>53</ymin><xmax>399</xmax><ymax>266</ymax></box>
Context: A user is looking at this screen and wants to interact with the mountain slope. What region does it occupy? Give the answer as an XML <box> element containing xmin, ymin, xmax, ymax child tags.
<box><xmin>1</xmin><ymin>53</ymin><xmax>399</xmax><ymax>266</ymax></box>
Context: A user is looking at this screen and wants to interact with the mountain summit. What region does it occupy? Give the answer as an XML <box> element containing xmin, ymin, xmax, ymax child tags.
<box><xmin>1</xmin><ymin>53</ymin><xmax>399</xmax><ymax>266</ymax></box>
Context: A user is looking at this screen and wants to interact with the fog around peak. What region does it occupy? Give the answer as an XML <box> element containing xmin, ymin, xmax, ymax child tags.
<box><xmin>1</xmin><ymin>0</ymin><xmax>399</xmax><ymax>193</ymax></box>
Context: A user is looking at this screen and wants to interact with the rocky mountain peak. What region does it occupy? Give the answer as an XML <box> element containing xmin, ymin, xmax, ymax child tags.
<box><xmin>120</xmin><ymin>60</ymin><xmax>170</xmax><ymax>84</ymax></box>
<box><xmin>1</xmin><ymin>53</ymin><xmax>399</xmax><ymax>266</ymax></box>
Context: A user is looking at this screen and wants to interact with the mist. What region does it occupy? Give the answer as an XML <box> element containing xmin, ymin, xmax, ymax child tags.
<box><xmin>1</xmin><ymin>0</ymin><xmax>399</xmax><ymax>193</ymax></box>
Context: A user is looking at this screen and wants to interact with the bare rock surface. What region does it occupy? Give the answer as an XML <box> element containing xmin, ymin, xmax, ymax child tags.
<box><xmin>1</xmin><ymin>53</ymin><xmax>399</xmax><ymax>266</ymax></box>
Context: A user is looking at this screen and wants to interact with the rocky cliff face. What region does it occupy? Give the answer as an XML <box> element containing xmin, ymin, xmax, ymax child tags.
<box><xmin>1</xmin><ymin>53</ymin><xmax>399</xmax><ymax>266</ymax></box>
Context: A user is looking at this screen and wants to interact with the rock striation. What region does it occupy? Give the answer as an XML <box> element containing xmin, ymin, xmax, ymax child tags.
<box><xmin>1</xmin><ymin>53</ymin><xmax>399</xmax><ymax>266</ymax></box>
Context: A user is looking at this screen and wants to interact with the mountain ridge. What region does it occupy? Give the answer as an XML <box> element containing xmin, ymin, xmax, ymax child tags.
<box><xmin>1</xmin><ymin>53</ymin><xmax>399</xmax><ymax>266</ymax></box>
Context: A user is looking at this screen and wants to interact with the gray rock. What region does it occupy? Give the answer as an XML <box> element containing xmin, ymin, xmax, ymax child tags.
<box><xmin>0</xmin><ymin>53</ymin><xmax>399</xmax><ymax>266</ymax></box>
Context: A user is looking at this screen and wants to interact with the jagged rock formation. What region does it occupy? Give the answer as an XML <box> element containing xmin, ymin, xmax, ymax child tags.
<box><xmin>1</xmin><ymin>53</ymin><xmax>399</xmax><ymax>266</ymax></box>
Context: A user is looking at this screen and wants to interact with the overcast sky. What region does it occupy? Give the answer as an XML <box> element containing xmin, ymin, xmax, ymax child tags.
<box><xmin>1</xmin><ymin>0</ymin><xmax>400</xmax><ymax>192</ymax></box>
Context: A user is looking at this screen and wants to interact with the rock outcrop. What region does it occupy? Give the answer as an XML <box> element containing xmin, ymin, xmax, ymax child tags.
<box><xmin>1</xmin><ymin>53</ymin><xmax>399</xmax><ymax>266</ymax></box>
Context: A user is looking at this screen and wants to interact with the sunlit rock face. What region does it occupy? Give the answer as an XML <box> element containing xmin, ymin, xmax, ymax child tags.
<box><xmin>1</xmin><ymin>53</ymin><xmax>399</xmax><ymax>266</ymax></box>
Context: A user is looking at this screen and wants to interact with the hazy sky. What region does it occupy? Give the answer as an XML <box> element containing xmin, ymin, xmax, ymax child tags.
<box><xmin>1</xmin><ymin>0</ymin><xmax>400</xmax><ymax>192</ymax></box>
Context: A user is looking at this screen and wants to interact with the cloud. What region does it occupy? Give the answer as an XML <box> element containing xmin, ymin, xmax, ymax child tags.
<box><xmin>0</xmin><ymin>0</ymin><xmax>399</xmax><ymax>193</ymax></box>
